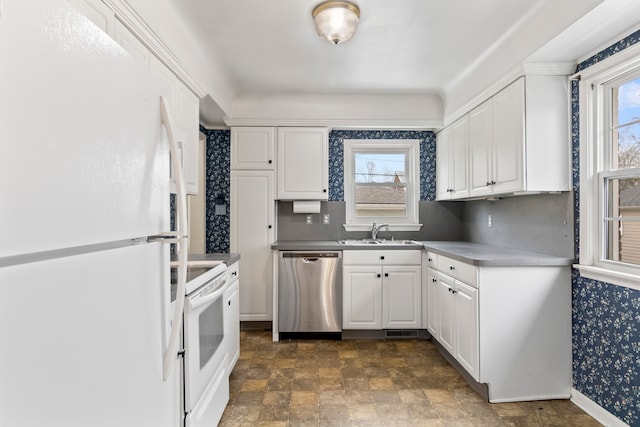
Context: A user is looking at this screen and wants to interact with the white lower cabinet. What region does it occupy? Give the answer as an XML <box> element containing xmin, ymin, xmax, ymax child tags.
<box><xmin>343</xmin><ymin>250</ymin><xmax>421</xmax><ymax>330</ymax></box>
<box><xmin>428</xmin><ymin>251</ymin><xmax>571</xmax><ymax>402</ymax></box>
<box><xmin>224</xmin><ymin>262</ymin><xmax>240</xmax><ymax>376</ymax></box>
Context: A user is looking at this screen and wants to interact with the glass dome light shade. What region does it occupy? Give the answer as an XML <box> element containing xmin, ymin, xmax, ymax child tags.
<box><xmin>312</xmin><ymin>1</ymin><xmax>360</xmax><ymax>45</ymax></box>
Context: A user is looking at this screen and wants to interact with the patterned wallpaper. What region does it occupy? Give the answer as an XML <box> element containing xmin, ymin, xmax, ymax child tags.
<box><xmin>572</xmin><ymin>29</ymin><xmax>640</xmax><ymax>426</ymax></box>
<box><xmin>328</xmin><ymin>130</ymin><xmax>436</xmax><ymax>201</ymax></box>
<box><xmin>201</xmin><ymin>127</ymin><xmax>230</xmax><ymax>253</ymax></box>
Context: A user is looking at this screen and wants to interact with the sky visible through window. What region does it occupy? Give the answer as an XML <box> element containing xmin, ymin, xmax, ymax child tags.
<box><xmin>354</xmin><ymin>153</ymin><xmax>405</xmax><ymax>183</ymax></box>
<box><xmin>616</xmin><ymin>77</ymin><xmax>640</xmax><ymax>168</ymax></box>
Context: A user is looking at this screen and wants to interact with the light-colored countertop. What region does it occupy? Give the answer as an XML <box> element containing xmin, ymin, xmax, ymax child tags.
<box><xmin>271</xmin><ymin>240</ymin><xmax>573</xmax><ymax>267</ymax></box>
<box><xmin>174</xmin><ymin>253</ymin><xmax>241</xmax><ymax>265</ymax></box>
<box><xmin>420</xmin><ymin>241</ymin><xmax>573</xmax><ymax>267</ymax></box>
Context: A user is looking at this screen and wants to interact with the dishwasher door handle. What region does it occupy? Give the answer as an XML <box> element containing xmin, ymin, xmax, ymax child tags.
<box><xmin>303</xmin><ymin>258</ymin><xmax>319</xmax><ymax>263</ymax></box>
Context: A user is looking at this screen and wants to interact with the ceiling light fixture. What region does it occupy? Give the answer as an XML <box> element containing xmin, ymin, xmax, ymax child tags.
<box><xmin>312</xmin><ymin>1</ymin><xmax>360</xmax><ymax>45</ymax></box>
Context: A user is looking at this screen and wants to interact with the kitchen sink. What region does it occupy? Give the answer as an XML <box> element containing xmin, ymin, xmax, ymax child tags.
<box><xmin>337</xmin><ymin>239</ymin><xmax>421</xmax><ymax>246</ymax></box>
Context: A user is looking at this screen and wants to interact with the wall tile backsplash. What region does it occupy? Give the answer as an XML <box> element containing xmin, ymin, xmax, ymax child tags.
<box><xmin>572</xmin><ymin>30</ymin><xmax>640</xmax><ymax>426</ymax></box>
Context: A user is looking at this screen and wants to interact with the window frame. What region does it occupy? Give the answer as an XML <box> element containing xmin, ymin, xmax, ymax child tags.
<box><xmin>576</xmin><ymin>43</ymin><xmax>640</xmax><ymax>291</ymax></box>
<box><xmin>343</xmin><ymin>139</ymin><xmax>421</xmax><ymax>232</ymax></box>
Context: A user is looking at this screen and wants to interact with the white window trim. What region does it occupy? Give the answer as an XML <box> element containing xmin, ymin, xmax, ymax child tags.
<box><xmin>343</xmin><ymin>139</ymin><xmax>422</xmax><ymax>232</ymax></box>
<box><xmin>575</xmin><ymin>42</ymin><xmax>640</xmax><ymax>292</ymax></box>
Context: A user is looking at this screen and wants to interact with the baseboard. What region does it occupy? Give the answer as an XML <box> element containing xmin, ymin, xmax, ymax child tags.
<box><xmin>571</xmin><ymin>388</ymin><xmax>629</xmax><ymax>427</ymax></box>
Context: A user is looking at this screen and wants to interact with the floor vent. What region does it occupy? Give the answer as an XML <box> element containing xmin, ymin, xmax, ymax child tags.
<box><xmin>385</xmin><ymin>330</ymin><xmax>419</xmax><ymax>339</ymax></box>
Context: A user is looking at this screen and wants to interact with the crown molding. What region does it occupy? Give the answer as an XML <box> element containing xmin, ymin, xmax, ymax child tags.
<box><xmin>222</xmin><ymin>118</ymin><xmax>442</xmax><ymax>131</ymax></box>
<box><xmin>443</xmin><ymin>62</ymin><xmax>575</xmax><ymax>127</ymax></box>
<box><xmin>102</xmin><ymin>0</ymin><xmax>206</xmax><ymax>98</ymax></box>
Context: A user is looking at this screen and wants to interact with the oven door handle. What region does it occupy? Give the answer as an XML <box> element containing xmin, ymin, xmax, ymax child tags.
<box><xmin>186</xmin><ymin>279</ymin><xmax>228</xmax><ymax>311</ymax></box>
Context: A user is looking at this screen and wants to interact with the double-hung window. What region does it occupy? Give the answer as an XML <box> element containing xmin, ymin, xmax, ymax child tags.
<box><xmin>577</xmin><ymin>45</ymin><xmax>640</xmax><ymax>291</ymax></box>
<box><xmin>343</xmin><ymin>139</ymin><xmax>421</xmax><ymax>231</ymax></box>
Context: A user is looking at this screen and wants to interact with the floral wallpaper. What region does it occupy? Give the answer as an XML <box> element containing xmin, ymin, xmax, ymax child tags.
<box><xmin>328</xmin><ymin>130</ymin><xmax>436</xmax><ymax>202</ymax></box>
<box><xmin>201</xmin><ymin>127</ymin><xmax>230</xmax><ymax>253</ymax></box>
<box><xmin>572</xmin><ymin>30</ymin><xmax>640</xmax><ymax>426</ymax></box>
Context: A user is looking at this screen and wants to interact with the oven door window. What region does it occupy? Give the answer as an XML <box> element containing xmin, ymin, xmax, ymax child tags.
<box><xmin>199</xmin><ymin>297</ymin><xmax>224</xmax><ymax>369</ymax></box>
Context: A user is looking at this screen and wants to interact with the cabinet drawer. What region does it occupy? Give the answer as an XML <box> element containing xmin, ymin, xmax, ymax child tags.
<box><xmin>436</xmin><ymin>255</ymin><xmax>477</xmax><ymax>286</ymax></box>
<box><xmin>227</xmin><ymin>261</ymin><xmax>240</xmax><ymax>281</ymax></box>
<box><xmin>425</xmin><ymin>252</ymin><xmax>437</xmax><ymax>269</ymax></box>
<box><xmin>343</xmin><ymin>250</ymin><xmax>421</xmax><ymax>265</ymax></box>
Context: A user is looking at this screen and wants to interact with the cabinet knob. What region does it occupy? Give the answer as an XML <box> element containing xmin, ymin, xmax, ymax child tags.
<box><xmin>432</xmin><ymin>278</ymin><xmax>437</xmax><ymax>283</ymax></box>
<box><xmin>452</xmin><ymin>289</ymin><xmax>458</xmax><ymax>294</ymax></box>
<box><xmin>232</xmin><ymin>271</ymin><xmax>237</xmax><ymax>276</ymax></box>
<box><xmin>377</xmin><ymin>274</ymin><xmax>381</xmax><ymax>278</ymax></box>
<box><xmin>384</xmin><ymin>273</ymin><xmax>389</xmax><ymax>277</ymax></box>
<box><xmin>380</xmin><ymin>256</ymin><xmax>385</xmax><ymax>260</ymax></box>
<box><xmin>428</xmin><ymin>258</ymin><xmax>432</xmax><ymax>262</ymax></box>
<box><xmin>268</xmin><ymin>225</ymin><xmax>272</xmax><ymax>229</ymax></box>
<box><xmin>228</xmin><ymin>300</ymin><xmax>231</xmax><ymax>306</ymax></box>
<box><xmin>449</xmin><ymin>266</ymin><xmax>455</xmax><ymax>270</ymax></box>
<box><xmin>268</xmin><ymin>160</ymin><xmax>272</xmax><ymax>164</ymax></box>
<box><xmin>323</xmin><ymin>189</ymin><xmax>327</xmax><ymax>193</ymax></box>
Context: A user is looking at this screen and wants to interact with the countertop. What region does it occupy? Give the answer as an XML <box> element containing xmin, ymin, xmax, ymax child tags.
<box><xmin>173</xmin><ymin>252</ymin><xmax>241</xmax><ymax>266</ymax></box>
<box><xmin>272</xmin><ymin>240</ymin><xmax>573</xmax><ymax>267</ymax></box>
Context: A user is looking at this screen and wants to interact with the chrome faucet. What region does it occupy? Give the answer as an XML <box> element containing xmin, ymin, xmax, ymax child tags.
<box><xmin>371</xmin><ymin>222</ymin><xmax>389</xmax><ymax>240</ymax></box>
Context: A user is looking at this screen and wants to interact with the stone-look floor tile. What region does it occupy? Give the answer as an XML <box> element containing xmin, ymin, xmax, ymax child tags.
<box><xmin>291</xmin><ymin>390</ymin><xmax>318</xmax><ymax>405</ymax></box>
<box><xmin>348</xmin><ymin>403</ymin><xmax>378</xmax><ymax>421</ymax></box>
<box><xmin>289</xmin><ymin>404</ymin><xmax>319</xmax><ymax>422</ymax></box>
<box><xmin>319</xmin><ymin>378</ymin><xmax>343</xmax><ymax>390</ymax></box>
<box><xmin>219</xmin><ymin>330</ymin><xmax>601</xmax><ymax>427</ymax></box>
<box><xmin>319</xmin><ymin>403</ymin><xmax>349</xmax><ymax>421</ymax></box>
<box><xmin>241</xmin><ymin>378</ymin><xmax>269</xmax><ymax>392</ymax></box>
<box><xmin>369</xmin><ymin>377</ymin><xmax>396</xmax><ymax>390</ymax></box>
<box><xmin>293</xmin><ymin>378</ymin><xmax>320</xmax><ymax>391</ymax></box>
<box><xmin>345</xmin><ymin>389</ymin><xmax>373</xmax><ymax>405</ymax></box>
<box><xmin>318</xmin><ymin>367</ymin><xmax>342</xmax><ymax>378</ymax></box>
<box><xmin>433</xmin><ymin>401</ymin><xmax>471</xmax><ymax>418</ymax></box>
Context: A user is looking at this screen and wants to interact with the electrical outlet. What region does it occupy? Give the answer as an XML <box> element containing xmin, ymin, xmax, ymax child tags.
<box><xmin>488</xmin><ymin>214</ymin><xmax>493</xmax><ymax>228</ymax></box>
<box><xmin>305</xmin><ymin>215</ymin><xmax>313</xmax><ymax>225</ymax></box>
<box><xmin>323</xmin><ymin>214</ymin><xmax>330</xmax><ymax>224</ymax></box>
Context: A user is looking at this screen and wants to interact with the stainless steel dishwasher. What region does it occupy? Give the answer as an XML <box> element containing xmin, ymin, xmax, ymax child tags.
<box><xmin>278</xmin><ymin>251</ymin><xmax>342</xmax><ymax>332</ymax></box>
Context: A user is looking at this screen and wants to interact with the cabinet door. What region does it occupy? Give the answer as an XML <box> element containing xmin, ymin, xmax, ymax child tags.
<box><xmin>231</xmin><ymin>171</ymin><xmax>275</xmax><ymax>321</ymax></box>
<box><xmin>382</xmin><ymin>265</ymin><xmax>421</xmax><ymax>329</ymax></box>
<box><xmin>231</xmin><ymin>127</ymin><xmax>275</xmax><ymax>170</ymax></box>
<box><xmin>435</xmin><ymin>126</ymin><xmax>452</xmax><ymax>200</ymax></box>
<box><xmin>454</xmin><ymin>280</ymin><xmax>479</xmax><ymax>381</ymax></box>
<box><xmin>343</xmin><ymin>266</ymin><xmax>383</xmax><ymax>329</ymax></box>
<box><xmin>469</xmin><ymin>101</ymin><xmax>492</xmax><ymax>197</ymax></box>
<box><xmin>426</xmin><ymin>269</ymin><xmax>438</xmax><ymax>336</ymax></box>
<box><xmin>277</xmin><ymin>127</ymin><xmax>328</xmax><ymax>200</ymax></box>
<box><xmin>492</xmin><ymin>78</ymin><xmax>524</xmax><ymax>193</ymax></box>
<box><xmin>436</xmin><ymin>274</ymin><xmax>455</xmax><ymax>354</ymax></box>
<box><xmin>450</xmin><ymin>116</ymin><xmax>469</xmax><ymax>198</ymax></box>
<box><xmin>224</xmin><ymin>278</ymin><xmax>240</xmax><ymax>376</ymax></box>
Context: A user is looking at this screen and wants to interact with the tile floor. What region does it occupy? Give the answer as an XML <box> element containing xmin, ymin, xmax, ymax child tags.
<box><xmin>219</xmin><ymin>330</ymin><xmax>601</xmax><ymax>427</ymax></box>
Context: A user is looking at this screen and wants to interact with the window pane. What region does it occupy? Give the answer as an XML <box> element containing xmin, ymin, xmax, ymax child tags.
<box><xmin>613</xmin><ymin>77</ymin><xmax>640</xmax><ymax>169</ymax></box>
<box><xmin>354</xmin><ymin>152</ymin><xmax>407</xmax><ymax>217</ymax></box>
<box><xmin>604</xmin><ymin>177</ymin><xmax>640</xmax><ymax>265</ymax></box>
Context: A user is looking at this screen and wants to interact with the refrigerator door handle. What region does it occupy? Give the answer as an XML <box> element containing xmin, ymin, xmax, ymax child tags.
<box><xmin>160</xmin><ymin>96</ymin><xmax>189</xmax><ymax>382</ymax></box>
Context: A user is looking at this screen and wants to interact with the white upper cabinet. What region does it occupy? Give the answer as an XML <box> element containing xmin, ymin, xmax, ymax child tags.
<box><xmin>277</xmin><ymin>127</ymin><xmax>328</xmax><ymax>200</ymax></box>
<box><xmin>230</xmin><ymin>127</ymin><xmax>275</xmax><ymax>170</ymax></box>
<box><xmin>436</xmin><ymin>116</ymin><xmax>469</xmax><ymax>200</ymax></box>
<box><xmin>444</xmin><ymin>75</ymin><xmax>570</xmax><ymax>200</ymax></box>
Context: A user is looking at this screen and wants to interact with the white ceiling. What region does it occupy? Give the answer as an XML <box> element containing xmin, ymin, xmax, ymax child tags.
<box><xmin>172</xmin><ymin>0</ymin><xmax>640</xmax><ymax>126</ymax></box>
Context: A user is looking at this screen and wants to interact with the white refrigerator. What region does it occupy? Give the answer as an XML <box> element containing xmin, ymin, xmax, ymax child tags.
<box><xmin>0</xmin><ymin>1</ymin><xmax>184</xmax><ymax>426</ymax></box>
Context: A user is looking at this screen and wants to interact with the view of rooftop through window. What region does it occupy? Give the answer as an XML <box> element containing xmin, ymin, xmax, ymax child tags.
<box><xmin>353</xmin><ymin>152</ymin><xmax>407</xmax><ymax>217</ymax></box>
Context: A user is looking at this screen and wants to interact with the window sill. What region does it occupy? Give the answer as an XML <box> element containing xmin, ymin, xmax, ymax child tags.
<box><xmin>574</xmin><ymin>264</ymin><xmax>640</xmax><ymax>292</ymax></box>
<box><xmin>343</xmin><ymin>224</ymin><xmax>423</xmax><ymax>232</ymax></box>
